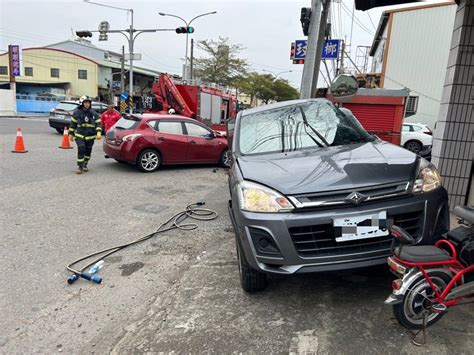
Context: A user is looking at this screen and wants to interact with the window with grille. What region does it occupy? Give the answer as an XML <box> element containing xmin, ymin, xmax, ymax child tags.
<box><xmin>405</xmin><ymin>96</ymin><xmax>419</xmax><ymax>115</ymax></box>
<box><xmin>51</xmin><ymin>68</ymin><xmax>60</xmax><ymax>78</ymax></box>
<box><xmin>25</xmin><ymin>67</ymin><xmax>33</xmax><ymax>76</ymax></box>
<box><xmin>0</xmin><ymin>66</ymin><xmax>8</xmax><ymax>75</ymax></box>
<box><xmin>78</xmin><ymin>69</ymin><xmax>87</xmax><ymax>80</ymax></box>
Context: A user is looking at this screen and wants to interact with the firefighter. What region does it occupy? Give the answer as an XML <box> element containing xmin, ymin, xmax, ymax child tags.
<box><xmin>168</xmin><ymin>108</ymin><xmax>176</xmax><ymax>115</ymax></box>
<box><xmin>68</xmin><ymin>96</ymin><xmax>102</xmax><ymax>174</ymax></box>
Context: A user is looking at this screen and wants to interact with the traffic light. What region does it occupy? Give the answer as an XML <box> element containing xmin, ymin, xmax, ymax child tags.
<box><xmin>76</xmin><ymin>31</ymin><xmax>93</xmax><ymax>38</ymax></box>
<box><xmin>175</xmin><ymin>27</ymin><xmax>194</xmax><ymax>34</ymax></box>
<box><xmin>300</xmin><ymin>7</ymin><xmax>311</xmax><ymax>36</ymax></box>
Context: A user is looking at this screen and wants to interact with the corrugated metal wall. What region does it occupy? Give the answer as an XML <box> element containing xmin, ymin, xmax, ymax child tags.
<box><xmin>384</xmin><ymin>5</ymin><xmax>456</xmax><ymax>128</ymax></box>
<box><xmin>344</xmin><ymin>103</ymin><xmax>401</xmax><ymax>144</ymax></box>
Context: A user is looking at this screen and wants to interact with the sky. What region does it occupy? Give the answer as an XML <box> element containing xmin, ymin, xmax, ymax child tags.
<box><xmin>0</xmin><ymin>0</ymin><xmax>446</xmax><ymax>88</ymax></box>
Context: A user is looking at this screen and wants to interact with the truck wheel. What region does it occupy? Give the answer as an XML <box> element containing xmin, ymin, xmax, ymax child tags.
<box><xmin>219</xmin><ymin>149</ymin><xmax>231</xmax><ymax>168</ymax></box>
<box><xmin>136</xmin><ymin>149</ymin><xmax>161</xmax><ymax>172</ymax></box>
<box><xmin>393</xmin><ymin>271</ymin><xmax>451</xmax><ymax>330</ymax></box>
<box><xmin>404</xmin><ymin>140</ymin><xmax>422</xmax><ymax>154</ymax></box>
<box><xmin>236</xmin><ymin>240</ymin><xmax>267</xmax><ymax>293</ymax></box>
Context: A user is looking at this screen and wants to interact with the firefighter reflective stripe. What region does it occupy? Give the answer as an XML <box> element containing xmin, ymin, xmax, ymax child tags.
<box><xmin>76</xmin><ymin>134</ymin><xmax>98</xmax><ymax>140</ymax></box>
<box><xmin>95</xmin><ymin>119</ymin><xmax>101</xmax><ymax>124</ymax></box>
<box><xmin>69</xmin><ymin>127</ymin><xmax>75</xmax><ymax>132</ymax></box>
<box><xmin>77</xmin><ymin>158</ymin><xmax>85</xmax><ymax>162</ymax></box>
<box><xmin>71</xmin><ymin>117</ymin><xmax>78</xmax><ymax>123</ymax></box>
<box><xmin>96</xmin><ymin>127</ymin><xmax>102</xmax><ymax>132</ymax></box>
<box><xmin>78</xmin><ymin>124</ymin><xmax>96</xmax><ymax>128</ymax></box>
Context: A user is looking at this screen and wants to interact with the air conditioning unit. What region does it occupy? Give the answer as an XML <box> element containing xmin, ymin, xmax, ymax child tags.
<box><xmin>405</xmin><ymin>96</ymin><xmax>418</xmax><ymax>117</ymax></box>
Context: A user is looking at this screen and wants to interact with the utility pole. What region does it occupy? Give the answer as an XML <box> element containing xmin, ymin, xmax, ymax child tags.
<box><xmin>82</xmin><ymin>0</ymin><xmax>175</xmax><ymax>113</ymax></box>
<box><xmin>120</xmin><ymin>45</ymin><xmax>125</xmax><ymax>93</ymax></box>
<box><xmin>300</xmin><ymin>0</ymin><xmax>331</xmax><ymax>99</ymax></box>
<box><xmin>340</xmin><ymin>40</ymin><xmax>345</xmax><ymax>74</ymax></box>
<box><xmin>129</xmin><ymin>9</ymin><xmax>134</xmax><ymax>108</ymax></box>
<box><xmin>190</xmin><ymin>38</ymin><xmax>194</xmax><ymax>81</ymax></box>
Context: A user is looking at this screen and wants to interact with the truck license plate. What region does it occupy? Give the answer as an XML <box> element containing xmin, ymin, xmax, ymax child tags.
<box><xmin>333</xmin><ymin>211</ymin><xmax>389</xmax><ymax>242</ymax></box>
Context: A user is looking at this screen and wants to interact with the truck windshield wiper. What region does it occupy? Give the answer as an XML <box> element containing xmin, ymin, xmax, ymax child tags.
<box><xmin>299</xmin><ymin>106</ymin><xmax>329</xmax><ymax>147</ymax></box>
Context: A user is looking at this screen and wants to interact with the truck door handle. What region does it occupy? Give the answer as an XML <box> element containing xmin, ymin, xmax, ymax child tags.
<box><xmin>157</xmin><ymin>137</ymin><xmax>166</xmax><ymax>141</ymax></box>
<box><xmin>190</xmin><ymin>140</ymin><xmax>197</xmax><ymax>144</ymax></box>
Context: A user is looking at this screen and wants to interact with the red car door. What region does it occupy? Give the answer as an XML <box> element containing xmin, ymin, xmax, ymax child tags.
<box><xmin>184</xmin><ymin>122</ymin><xmax>223</xmax><ymax>162</ymax></box>
<box><xmin>152</xmin><ymin>120</ymin><xmax>189</xmax><ymax>163</ymax></box>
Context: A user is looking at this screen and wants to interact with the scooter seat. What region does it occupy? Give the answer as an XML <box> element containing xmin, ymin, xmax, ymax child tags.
<box><xmin>395</xmin><ymin>245</ymin><xmax>451</xmax><ymax>263</ymax></box>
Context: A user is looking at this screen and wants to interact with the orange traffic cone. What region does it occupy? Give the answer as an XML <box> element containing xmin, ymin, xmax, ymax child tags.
<box><xmin>11</xmin><ymin>128</ymin><xmax>28</xmax><ymax>153</ymax></box>
<box><xmin>59</xmin><ymin>126</ymin><xmax>73</xmax><ymax>149</ymax></box>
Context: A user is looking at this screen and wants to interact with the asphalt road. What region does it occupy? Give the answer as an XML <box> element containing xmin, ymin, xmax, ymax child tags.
<box><xmin>1</xmin><ymin>116</ymin><xmax>473</xmax><ymax>354</ymax></box>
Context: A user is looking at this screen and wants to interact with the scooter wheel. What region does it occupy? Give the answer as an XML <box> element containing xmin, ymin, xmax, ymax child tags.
<box><xmin>393</xmin><ymin>271</ymin><xmax>452</xmax><ymax>330</ymax></box>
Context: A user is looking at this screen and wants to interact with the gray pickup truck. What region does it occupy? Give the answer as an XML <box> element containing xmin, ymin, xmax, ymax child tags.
<box><xmin>227</xmin><ymin>98</ymin><xmax>449</xmax><ymax>292</ymax></box>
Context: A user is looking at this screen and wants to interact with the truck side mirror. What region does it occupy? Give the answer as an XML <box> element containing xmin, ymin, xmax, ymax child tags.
<box><xmin>330</xmin><ymin>74</ymin><xmax>358</xmax><ymax>103</ymax></box>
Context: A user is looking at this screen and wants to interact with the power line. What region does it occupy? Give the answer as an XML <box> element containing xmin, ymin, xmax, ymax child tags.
<box><xmin>340</xmin><ymin>2</ymin><xmax>374</xmax><ymax>36</ymax></box>
<box><xmin>366</xmin><ymin>11</ymin><xmax>377</xmax><ymax>31</ymax></box>
<box><xmin>382</xmin><ymin>75</ymin><xmax>441</xmax><ymax>102</ymax></box>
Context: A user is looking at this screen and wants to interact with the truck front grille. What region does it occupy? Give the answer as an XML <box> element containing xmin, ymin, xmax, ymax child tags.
<box><xmin>289</xmin><ymin>210</ymin><xmax>423</xmax><ymax>257</ymax></box>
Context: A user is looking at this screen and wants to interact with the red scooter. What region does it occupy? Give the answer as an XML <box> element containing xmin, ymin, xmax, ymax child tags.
<box><xmin>385</xmin><ymin>206</ymin><xmax>474</xmax><ymax>344</ymax></box>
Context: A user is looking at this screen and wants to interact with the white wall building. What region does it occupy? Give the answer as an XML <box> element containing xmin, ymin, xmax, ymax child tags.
<box><xmin>369</xmin><ymin>2</ymin><xmax>456</xmax><ymax>129</ymax></box>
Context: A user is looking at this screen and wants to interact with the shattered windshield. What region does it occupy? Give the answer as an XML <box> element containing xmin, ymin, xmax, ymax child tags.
<box><xmin>238</xmin><ymin>101</ymin><xmax>374</xmax><ymax>155</ymax></box>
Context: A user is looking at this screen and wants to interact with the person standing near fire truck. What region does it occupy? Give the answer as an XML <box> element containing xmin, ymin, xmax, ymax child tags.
<box><xmin>69</xmin><ymin>96</ymin><xmax>102</xmax><ymax>174</ymax></box>
<box><xmin>101</xmin><ymin>104</ymin><xmax>121</xmax><ymax>133</ymax></box>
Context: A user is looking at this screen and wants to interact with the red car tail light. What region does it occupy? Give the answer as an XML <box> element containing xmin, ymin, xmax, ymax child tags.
<box><xmin>122</xmin><ymin>133</ymin><xmax>142</xmax><ymax>142</ymax></box>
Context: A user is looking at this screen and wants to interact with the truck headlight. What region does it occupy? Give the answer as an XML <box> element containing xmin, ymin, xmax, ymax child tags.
<box><xmin>413</xmin><ymin>160</ymin><xmax>441</xmax><ymax>193</ymax></box>
<box><xmin>237</xmin><ymin>181</ymin><xmax>293</xmax><ymax>213</ymax></box>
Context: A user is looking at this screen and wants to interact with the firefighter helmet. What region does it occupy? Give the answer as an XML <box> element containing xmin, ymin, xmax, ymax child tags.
<box><xmin>79</xmin><ymin>95</ymin><xmax>92</xmax><ymax>105</ymax></box>
<box><xmin>168</xmin><ymin>108</ymin><xmax>176</xmax><ymax>114</ymax></box>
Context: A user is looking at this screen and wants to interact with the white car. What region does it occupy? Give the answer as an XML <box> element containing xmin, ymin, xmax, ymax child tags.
<box><xmin>401</xmin><ymin>123</ymin><xmax>433</xmax><ymax>155</ymax></box>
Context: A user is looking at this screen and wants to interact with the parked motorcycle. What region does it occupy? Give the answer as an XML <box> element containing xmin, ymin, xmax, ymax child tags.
<box><xmin>385</xmin><ymin>205</ymin><xmax>474</xmax><ymax>343</ymax></box>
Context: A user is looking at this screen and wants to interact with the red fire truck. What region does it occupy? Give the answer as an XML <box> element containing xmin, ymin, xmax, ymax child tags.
<box><xmin>150</xmin><ymin>73</ymin><xmax>237</xmax><ymax>132</ymax></box>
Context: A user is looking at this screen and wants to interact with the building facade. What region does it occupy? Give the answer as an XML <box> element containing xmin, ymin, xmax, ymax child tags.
<box><xmin>0</xmin><ymin>40</ymin><xmax>162</xmax><ymax>113</ymax></box>
<box><xmin>369</xmin><ymin>2</ymin><xmax>457</xmax><ymax>129</ymax></box>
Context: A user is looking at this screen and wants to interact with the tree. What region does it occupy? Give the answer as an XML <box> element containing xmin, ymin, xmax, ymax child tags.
<box><xmin>193</xmin><ymin>37</ymin><xmax>249</xmax><ymax>86</ymax></box>
<box><xmin>272</xmin><ymin>79</ymin><xmax>299</xmax><ymax>102</ymax></box>
<box><xmin>236</xmin><ymin>72</ymin><xmax>299</xmax><ymax>106</ymax></box>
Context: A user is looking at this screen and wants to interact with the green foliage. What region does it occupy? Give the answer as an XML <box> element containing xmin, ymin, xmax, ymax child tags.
<box><xmin>193</xmin><ymin>37</ymin><xmax>249</xmax><ymax>87</ymax></box>
<box><xmin>236</xmin><ymin>72</ymin><xmax>299</xmax><ymax>105</ymax></box>
<box><xmin>193</xmin><ymin>37</ymin><xmax>299</xmax><ymax>104</ymax></box>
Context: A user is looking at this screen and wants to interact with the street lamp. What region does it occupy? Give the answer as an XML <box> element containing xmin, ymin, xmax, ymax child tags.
<box><xmin>159</xmin><ymin>11</ymin><xmax>217</xmax><ymax>81</ymax></box>
<box><xmin>262</xmin><ymin>69</ymin><xmax>293</xmax><ymax>79</ymax></box>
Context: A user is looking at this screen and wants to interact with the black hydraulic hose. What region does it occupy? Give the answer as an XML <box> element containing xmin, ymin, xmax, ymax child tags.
<box><xmin>66</xmin><ymin>202</ymin><xmax>218</xmax><ymax>284</ymax></box>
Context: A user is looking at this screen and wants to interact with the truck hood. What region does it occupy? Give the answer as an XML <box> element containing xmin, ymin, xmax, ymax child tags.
<box><xmin>237</xmin><ymin>141</ymin><xmax>418</xmax><ymax>195</ymax></box>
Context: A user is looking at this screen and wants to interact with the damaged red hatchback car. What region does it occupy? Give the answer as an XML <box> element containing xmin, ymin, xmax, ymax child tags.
<box><xmin>104</xmin><ymin>113</ymin><xmax>230</xmax><ymax>172</ymax></box>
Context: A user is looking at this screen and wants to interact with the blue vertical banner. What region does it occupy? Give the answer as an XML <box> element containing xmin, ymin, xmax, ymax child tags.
<box><xmin>9</xmin><ymin>45</ymin><xmax>21</xmax><ymax>77</ymax></box>
<box><xmin>294</xmin><ymin>40</ymin><xmax>308</xmax><ymax>60</ymax></box>
<box><xmin>321</xmin><ymin>40</ymin><xmax>340</xmax><ymax>60</ymax></box>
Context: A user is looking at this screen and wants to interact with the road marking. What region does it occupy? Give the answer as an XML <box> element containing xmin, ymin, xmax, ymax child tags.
<box><xmin>289</xmin><ymin>330</ymin><xmax>319</xmax><ymax>355</ymax></box>
<box><xmin>1</xmin><ymin>116</ymin><xmax>48</xmax><ymax>122</ymax></box>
